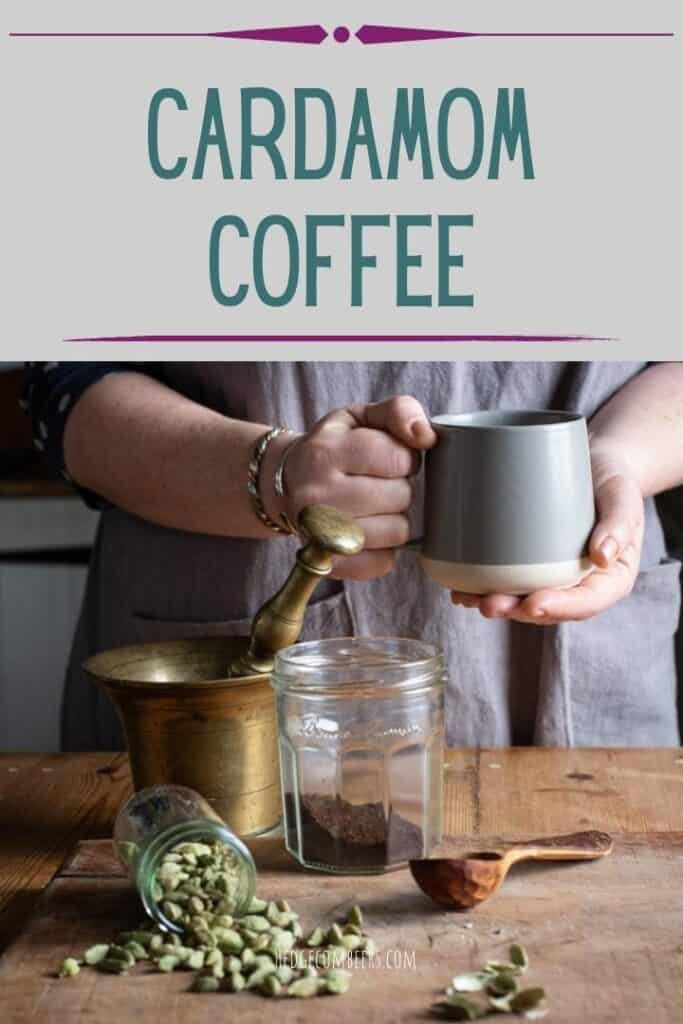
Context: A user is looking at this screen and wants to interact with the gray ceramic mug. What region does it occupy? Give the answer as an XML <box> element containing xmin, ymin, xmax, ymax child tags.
<box><xmin>420</xmin><ymin>411</ymin><xmax>595</xmax><ymax>595</ymax></box>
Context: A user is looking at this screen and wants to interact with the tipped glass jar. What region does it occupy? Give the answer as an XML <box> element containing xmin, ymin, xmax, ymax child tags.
<box><xmin>114</xmin><ymin>784</ymin><xmax>256</xmax><ymax>932</ymax></box>
<box><xmin>271</xmin><ymin>637</ymin><xmax>446</xmax><ymax>874</ymax></box>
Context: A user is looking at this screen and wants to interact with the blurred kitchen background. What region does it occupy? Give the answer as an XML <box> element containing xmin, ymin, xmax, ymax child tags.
<box><xmin>1</xmin><ymin>362</ymin><xmax>682</xmax><ymax>751</ymax></box>
<box><xmin>0</xmin><ymin>363</ymin><xmax>99</xmax><ymax>751</ymax></box>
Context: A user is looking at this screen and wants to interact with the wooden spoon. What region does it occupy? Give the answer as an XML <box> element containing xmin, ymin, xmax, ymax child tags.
<box><xmin>409</xmin><ymin>830</ymin><xmax>613</xmax><ymax>910</ymax></box>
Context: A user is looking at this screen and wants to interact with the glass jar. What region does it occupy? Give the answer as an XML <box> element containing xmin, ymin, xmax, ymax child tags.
<box><xmin>271</xmin><ymin>637</ymin><xmax>445</xmax><ymax>874</ymax></box>
<box><xmin>114</xmin><ymin>784</ymin><xmax>256</xmax><ymax>932</ymax></box>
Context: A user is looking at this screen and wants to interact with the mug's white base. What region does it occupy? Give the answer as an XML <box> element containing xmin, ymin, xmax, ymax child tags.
<box><xmin>420</xmin><ymin>555</ymin><xmax>594</xmax><ymax>595</ymax></box>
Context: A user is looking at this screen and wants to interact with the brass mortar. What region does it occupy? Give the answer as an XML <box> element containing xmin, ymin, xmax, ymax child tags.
<box><xmin>84</xmin><ymin>506</ymin><xmax>364</xmax><ymax>836</ymax></box>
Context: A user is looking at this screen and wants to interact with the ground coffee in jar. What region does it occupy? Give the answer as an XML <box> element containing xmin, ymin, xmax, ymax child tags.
<box><xmin>285</xmin><ymin>793</ymin><xmax>425</xmax><ymax>870</ymax></box>
<box><xmin>271</xmin><ymin>636</ymin><xmax>445</xmax><ymax>874</ymax></box>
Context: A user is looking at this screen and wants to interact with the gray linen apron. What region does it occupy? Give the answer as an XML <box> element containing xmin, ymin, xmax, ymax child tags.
<box><xmin>63</xmin><ymin>362</ymin><xmax>681</xmax><ymax>750</ymax></box>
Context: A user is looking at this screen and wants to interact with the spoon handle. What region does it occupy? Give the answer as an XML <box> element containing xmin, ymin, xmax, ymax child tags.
<box><xmin>506</xmin><ymin>830</ymin><xmax>612</xmax><ymax>864</ymax></box>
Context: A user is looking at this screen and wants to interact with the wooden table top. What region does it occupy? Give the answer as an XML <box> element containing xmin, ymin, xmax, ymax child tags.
<box><xmin>1</xmin><ymin>747</ymin><xmax>682</xmax><ymax>956</ymax></box>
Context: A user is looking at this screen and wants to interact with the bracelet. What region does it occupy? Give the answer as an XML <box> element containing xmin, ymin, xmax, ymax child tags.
<box><xmin>247</xmin><ymin>427</ymin><xmax>297</xmax><ymax>535</ymax></box>
<box><xmin>274</xmin><ymin>432</ymin><xmax>302</xmax><ymax>499</ymax></box>
<box><xmin>274</xmin><ymin>434</ymin><xmax>302</xmax><ymax>536</ymax></box>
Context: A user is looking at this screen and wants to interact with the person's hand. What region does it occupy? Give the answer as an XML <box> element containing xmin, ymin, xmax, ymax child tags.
<box><xmin>263</xmin><ymin>397</ymin><xmax>436</xmax><ymax>579</ymax></box>
<box><xmin>450</xmin><ymin>442</ymin><xmax>645</xmax><ymax>624</ymax></box>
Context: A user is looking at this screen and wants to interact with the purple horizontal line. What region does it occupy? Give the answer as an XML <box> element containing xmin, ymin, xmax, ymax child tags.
<box><xmin>356</xmin><ymin>24</ymin><xmax>673</xmax><ymax>43</ymax></box>
<box><xmin>10</xmin><ymin>32</ymin><xmax>210</xmax><ymax>37</ymax></box>
<box><xmin>9</xmin><ymin>25</ymin><xmax>329</xmax><ymax>43</ymax></box>
<box><xmin>64</xmin><ymin>334</ymin><xmax>606</xmax><ymax>343</ymax></box>
<box><xmin>476</xmin><ymin>32</ymin><xmax>673</xmax><ymax>38</ymax></box>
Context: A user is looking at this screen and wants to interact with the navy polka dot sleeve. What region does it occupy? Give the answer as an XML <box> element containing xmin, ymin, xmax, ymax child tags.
<box><xmin>20</xmin><ymin>362</ymin><xmax>158</xmax><ymax>509</ymax></box>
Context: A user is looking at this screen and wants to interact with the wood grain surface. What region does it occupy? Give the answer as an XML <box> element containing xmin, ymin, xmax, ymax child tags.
<box><xmin>2</xmin><ymin>833</ymin><xmax>683</xmax><ymax>1024</ymax></box>
<box><xmin>0</xmin><ymin>753</ymin><xmax>131</xmax><ymax>952</ymax></box>
<box><xmin>1</xmin><ymin>748</ymin><xmax>683</xmax><ymax>1021</ymax></box>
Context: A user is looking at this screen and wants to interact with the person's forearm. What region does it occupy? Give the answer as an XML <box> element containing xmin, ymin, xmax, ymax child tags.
<box><xmin>588</xmin><ymin>363</ymin><xmax>683</xmax><ymax>497</ymax></box>
<box><xmin>63</xmin><ymin>372</ymin><xmax>293</xmax><ymax>538</ymax></box>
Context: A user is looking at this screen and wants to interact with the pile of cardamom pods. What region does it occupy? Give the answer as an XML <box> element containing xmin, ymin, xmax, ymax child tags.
<box><xmin>57</xmin><ymin>839</ymin><xmax>376</xmax><ymax>998</ymax></box>
<box><xmin>433</xmin><ymin>944</ymin><xmax>548</xmax><ymax>1020</ymax></box>
<box><xmin>151</xmin><ymin>838</ymin><xmax>244</xmax><ymax>927</ymax></box>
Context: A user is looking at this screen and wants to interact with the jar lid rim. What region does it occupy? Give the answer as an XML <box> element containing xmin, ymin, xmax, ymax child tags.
<box><xmin>272</xmin><ymin>636</ymin><xmax>444</xmax><ymax>691</ymax></box>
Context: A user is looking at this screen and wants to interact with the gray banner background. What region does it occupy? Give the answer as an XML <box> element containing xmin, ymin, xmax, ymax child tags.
<box><xmin>1</xmin><ymin>1</ymin><xmax>681</xmax><ymax>359</ymax></box>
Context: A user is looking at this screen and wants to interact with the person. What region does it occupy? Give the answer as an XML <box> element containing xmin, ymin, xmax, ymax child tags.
<box><xmin>23</xmin><ymin>361</ymin><xmax>683</xmax><ymax>749</ymax></box>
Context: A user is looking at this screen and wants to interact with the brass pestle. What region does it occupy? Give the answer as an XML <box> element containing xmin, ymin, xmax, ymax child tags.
<box><xmin>229</xmin><ymin>504</ymin><xmax>365</xmax><ymax>677</ymax></box>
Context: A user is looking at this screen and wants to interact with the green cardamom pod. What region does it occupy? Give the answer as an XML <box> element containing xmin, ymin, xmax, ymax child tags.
<box><xmin>269</xmin><ymin>931</ymin><xmax>295</xmax><ymax>957</ymax></box>
<box><xmin>156</xmin><ymin>943</ymin><xmax>180</xmax><ymax>957</ymax></box>
<box><xmin>486</xmin><ymin>961</ymin><xmax>522</xmax><ymax>977</ymax></box>
<box><xmin>161</xmin><ymin>900</ymin><xmax>184</xmax><ymax>923</ymax></box>
<box><xmin>187</xmin><ymin>950</ymin><xmax>206</xmax><ymax>970</ymax></box>
<box><xmin>191</xmin><ymin>928</ymin><xmax>215</xmax><ymax>949</ymax></box>
<box><xmin>262</xmin><ymin>974</ymin><xmax>282</xmax><ymax>997</ymax></box>
<box><xmin>215</xmin><ymin>928</ymin><xmax>244</xmax><ymax>953</ymax></box>
<box><xmin>441</xmin><ymin>992</ymin><xmax>480</xmax><ymax>1020</ymax></box>
<box><xmin>83</xmin><ymin>944</ymin><xmax>110</xmax><ymax>966</ymax></box>
<box><xmin>325</xmin><ymin>945</ymin><xmax>349</xmax><ymax>968</ymax></box>
<box><xmin>305</xmin><ymin>926</ymin><xmax>324</xmax><ymax>948</ymax></box>
<box><xmin>213</xmin><ymin>914</ymin><xmax>234</xmax><ymax>928</ymax></box>
<box><xmin>450</xmin><ymin>972</ymin><xmax>490</xmax><ymax>993</ymax></box>
<box><xmin>107</xmin><ymin>945</ymin><xmax>135</xmax><ymax>967</ymax></box>
<box><xmin>486</xmin><ymin>972</ymin><xmax>518</xmax><ymax>997</ymax></box>
<box><xmin>222</xmin><ymin>971</ymin><xmax>246</xmax><ymax>993</ymax></box>
<box><xmin>346</xmin><ymin>905</ymin><xmax>363</xmax><ymax>929</ymax></box>
<box><xmin>275</xmin><ymin>964</ymin><xmax>295</xmax><ymax>985</ymax></box>
<box><xmin>97</xmin><ymin>959</ymin><xmax>129</xmax><ymax>975</ymax></box>
<box><xmin>240</xmin><ymin>948</ymin><xmax>257</xmax><ymax>969</ymax></box>
<box><xmin>509</xmin><ymin>944</ymin><xmax>530</xmax><ymax>972</ymax></box>
<box><xmin>239</xmin><ymin>915</ymin><xmax>271</xmax><ymax>933</ymax></box>
<box><xmin>157</xmin><ymin>955</ymin><xmax>181</xmax><ymax>973</ymax></box>
<box><xmin>58</xmin><ymin>958</ymin><xmax>81</xmax><ymax>978</ymax></box>
<box><xmin>288</xmin><ymin>976</ymin><xmax>322</xmax><ymax>998</ymax></box>
<box><xmin>510</xmin><ymin>988</ymin><xmax>546</xmax><ymax>1014</ymax></box>
<box><xmin>246</xmin><ymin>965</ymin><xmax>276</xmax><ymax>990</ymax></box>
<box><xmin>252</xmin><ymin>954</ymin><xmax>276</xmax><ymax>970</ymax></box>
<box><xmin>323</xmin><ymin>968</ymin><xmax>352</xmax><ymax>995</ymax></box>
<box><xmin>190</xmin><ymin>974</ymin><xmax>220</xmax><ymax>993</ymax></box>
<box><xmin>124</xmin><ymin>940</ymin><xmax>149</xmax><ymax>961</ymax></box>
